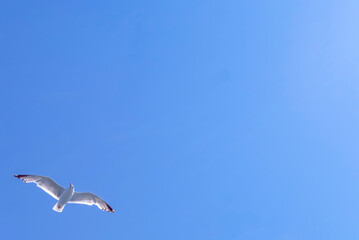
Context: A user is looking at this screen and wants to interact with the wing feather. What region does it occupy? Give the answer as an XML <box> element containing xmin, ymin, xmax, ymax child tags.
<box><xmin>14</xmin><ymin>174</ymin><xmax>64</xmax><ymax>200</ymax></box>
<box><xmin>69</xmin><ymin>192</ymin><xmax>115</xmax><ymax>213</ymax></box>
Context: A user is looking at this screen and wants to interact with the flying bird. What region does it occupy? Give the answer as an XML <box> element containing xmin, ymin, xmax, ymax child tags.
<box><xmin>14</xmin><ymin>174</ymin><xmax>115</xmax><ymax>213</ymax></box>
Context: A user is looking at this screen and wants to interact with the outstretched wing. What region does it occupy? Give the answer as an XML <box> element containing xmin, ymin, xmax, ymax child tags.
<box><xmin>14</xmin><ymin>174</ymin><xmax>64</xmax><ymax>200</ymax></box>
<box><xmin>69</xmin><ymin>192</ymin><xmax>115</xmax><ymax>213</ymax></box>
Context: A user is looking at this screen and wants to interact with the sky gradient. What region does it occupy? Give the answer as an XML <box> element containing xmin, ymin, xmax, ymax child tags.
<box><xmin>1</xmin><ymin>1</ymin><xmax>359</xmax><ymax>239</ymax></box>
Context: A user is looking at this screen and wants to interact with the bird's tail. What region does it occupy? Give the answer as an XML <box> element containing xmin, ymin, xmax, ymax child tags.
<box><xmin>53</xmin><ymin>202</ymin><xmax>65</xmax><ymax>212</ymax></box>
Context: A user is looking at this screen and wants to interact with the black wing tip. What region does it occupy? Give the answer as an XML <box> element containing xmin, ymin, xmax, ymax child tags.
<box><xmin>14</xmin><ymin>174</ymin><xmax>28</xmax><ymax>178</ymax></box>
<box><xmin>14</xmin><ymin>175</ymin><xmax>29</xmax><ymax>182</ymax></box>
<box><xmin>106</xmin><ymin>203</ymin><xmax>115</xmax><ymax>213</ymax></box>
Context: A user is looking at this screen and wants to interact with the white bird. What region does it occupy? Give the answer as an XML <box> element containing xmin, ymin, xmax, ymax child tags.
<box><xmin>14</xmin><ymin>174</ymin><xmax>115</xmax><ymax>213</ymax></box>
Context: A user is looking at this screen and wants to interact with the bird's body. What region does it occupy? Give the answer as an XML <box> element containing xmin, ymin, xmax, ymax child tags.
<box><xmin>14</xmin><ymin>174</ymin><xmax>115</xmax><ymax>213</ymax></box>
<box><xmin>53</xmin><ymin>183</ymin><xmax>75</xmax><ymax>212</ymax></box>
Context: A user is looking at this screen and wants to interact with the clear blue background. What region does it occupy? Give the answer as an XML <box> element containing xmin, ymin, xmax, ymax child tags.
<box><xmin>1</xmin><ymin>0</ymin><xmax>359</xmax><ymax>239</ymax></box>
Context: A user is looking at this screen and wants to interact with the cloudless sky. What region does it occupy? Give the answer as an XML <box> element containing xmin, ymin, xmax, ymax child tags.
<box><xmin>1</xmin><ymin>0</ymin><xmax>359</xmax><ymax>239</ymax></box>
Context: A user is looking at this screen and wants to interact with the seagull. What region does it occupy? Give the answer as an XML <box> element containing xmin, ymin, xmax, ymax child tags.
<box><xmin>14</xmin><ymin>174</ymin><xmax>115</xmax><ymax>213</ymax></box>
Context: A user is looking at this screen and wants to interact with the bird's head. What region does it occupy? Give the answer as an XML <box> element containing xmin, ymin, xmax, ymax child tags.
<box><xmin>70</xmin><ymin>183</ymin><xmax>74</xmax><ymax>188</ymax></box>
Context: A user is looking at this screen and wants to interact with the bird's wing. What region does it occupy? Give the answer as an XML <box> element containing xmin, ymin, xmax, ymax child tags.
<box><xmin>68</xmin><ymin>192</ymin><xmax>115</xmax><ymax>213</ymax></box>
<box><xmin>14</xmin><ymin>174</ymin><xmax>64</xmax><ymax>200</ymax></box>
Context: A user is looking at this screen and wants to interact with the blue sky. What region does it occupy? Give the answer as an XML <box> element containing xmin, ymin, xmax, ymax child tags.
<box><xmin>1</xmin><ymin>0</ymin><xmax>359</xmax><ymax>239</ymax></box>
